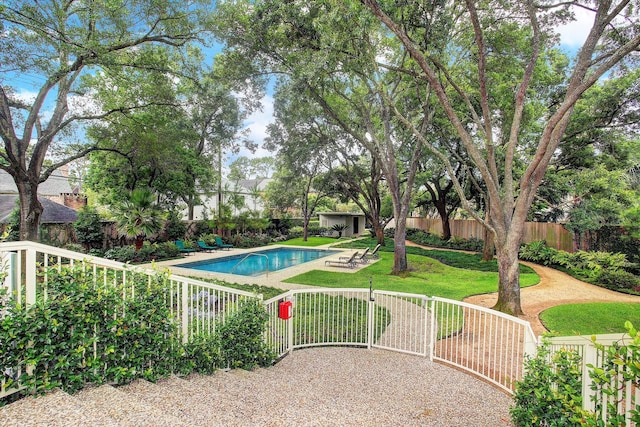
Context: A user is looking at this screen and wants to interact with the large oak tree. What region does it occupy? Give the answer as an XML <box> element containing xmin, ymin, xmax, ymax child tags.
<box><xmin>0</xmin><ymin>0</ymin><xmax>212</xmax><ymax>240</ymax></box>
<box><xmin>361</xmin><ymin>0</ymin><xmax>640</xmax><ymax>314</ymax></box>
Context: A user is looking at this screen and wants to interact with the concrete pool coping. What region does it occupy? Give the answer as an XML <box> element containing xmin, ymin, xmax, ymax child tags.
<box><xmin>150</xmin><ymin>243</ymin><xmax>378</xmax><ymax>291</ymax></box>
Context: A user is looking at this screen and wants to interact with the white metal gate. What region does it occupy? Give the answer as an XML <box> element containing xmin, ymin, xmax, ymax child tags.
<box><xmin>370</xmin><ymin>290</ymin><xmax>431</xmax><ymax>357</ymax></box>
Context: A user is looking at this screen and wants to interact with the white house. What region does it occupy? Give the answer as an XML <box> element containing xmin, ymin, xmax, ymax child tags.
<box><xmin>186</xmin><ymin>178</ymin><xmax>272</xmax><ymax>220</ymax></box>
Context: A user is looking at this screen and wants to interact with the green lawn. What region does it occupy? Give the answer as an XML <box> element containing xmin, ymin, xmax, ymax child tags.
<box><xmin>284</xmin><ymin>252</ymin><xmax>540</xmax><ymax>300</ymax></box>
<box><xmin>540</xmin><ymin>302</ymin><xmax>640</xmax><ymax>335</ymax></box>
<box><xmin>274</xmin><ymin>236</ymin><xmax>341</xmax><ymax>247</ymax></box>
<box><xmin>220</xmin><ymin>236</ymin><xmax>636</xmax><ymax>336</ymax></box>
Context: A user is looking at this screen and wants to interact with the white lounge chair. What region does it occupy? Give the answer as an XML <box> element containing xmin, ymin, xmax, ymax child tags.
<box><xmin>325</xmin><ymin>251</ymin><xmax>360</xmax><ymax>268</ymax></box>
<box><xmin>369</xmin><ymin>244</ymin><xmax>382</xmax><ymax>259</ymax></box>
<box><xmin>353</xmin><ymin>247</ymin><xmax>371</xmax><ymax>264</ymax></box>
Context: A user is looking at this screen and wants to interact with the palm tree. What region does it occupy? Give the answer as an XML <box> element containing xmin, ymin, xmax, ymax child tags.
<box><xmin>115</xmin><ymin>189</ymin><xmax>164</xmax><ymax>251</ymax></box>
<box><xmin>331</xmin><ymin>223</ymin><xmax>349</xmax><ymax>238</ymax></box>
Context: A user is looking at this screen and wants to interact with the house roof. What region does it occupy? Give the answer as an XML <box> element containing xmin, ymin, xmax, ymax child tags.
<box><xmin>0</xmin><ymin>169</ymin><xmax>73</xmax><ymax>196</ymax></box>
<box><xmin>318</xmin><ymin>212</ymin><xmax>365</xmax><ymax>217</ymax></box>
<box><xmin>237</xmin><ymin>178</ymin><xmax>272</xmax><ymax>191</ymax></box>
<box><xmin>0</xmin><ymin>195</ymin><xmax>78</xmax><ymax>224</ymax></box>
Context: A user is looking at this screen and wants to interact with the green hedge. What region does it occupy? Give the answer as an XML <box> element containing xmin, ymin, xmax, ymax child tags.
<box><xmin>511</xmin><ymin>322</ymin><xmax>640</xmax><ymax>426</ymax></box>
<box><xmin>519</xmin><ymin>241</ymin><xmax>640</xmax><ymax>294</ymax></box>
<box><xmin>0</xmin><ymin>265</ymin><xmax>274</xmax><ymax>400</ymax></box>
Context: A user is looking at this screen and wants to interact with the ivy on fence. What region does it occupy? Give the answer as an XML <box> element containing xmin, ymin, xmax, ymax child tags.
<box><xmin>511</xmin><ymin>322</ymin><xmax>640</xmax><ymax>426</ymax></box>
<box><xmin>0</xmin><ymin>264</ymin><xmax>274</xmax><ymax>401</ymax></box>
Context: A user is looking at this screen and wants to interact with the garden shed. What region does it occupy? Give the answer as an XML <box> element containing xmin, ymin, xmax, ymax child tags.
<box><xmin>318</xmin><ymin>212</ymin><xmax>367</xmax><ymax>238</ymax></box>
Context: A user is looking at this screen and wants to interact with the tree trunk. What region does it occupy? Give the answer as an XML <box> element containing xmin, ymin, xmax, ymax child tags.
<box><xmin>373</xmin><ymin>224</ymin><xmax>386</xmax><ymax>245</ymax></box>
<box><xmin>434</xmin><ymin>199</ymin><xmax>452</xmax><ymax>240</ymax></box>
<box><xmin>492</xmin><ymin>238</ymin><xmax>524</xmax><ymax>316</ymax></box>
<box><xmin>186</xmin><ymin>195</ymin><xmax>195</xmax><ymax>221</ymax></box>
<box><xmin>482</xmin><ymin>210</ymin><xmax>494</xmax><ymax>261</ymax></box>
<box><xmin>17</xmin><ymin>181</ymin><xmax>43</xmax><ymax>242</ymax></box>
<box><xmin>482</xmin><ymin>228</ymin><xmax>494</xmax><ymax>261</ymax></box>
<box><xmin>302</xmin><ymin>214</ymin><xmax>310</xmax><ymax>241</ymax></box>
<box><xmin>392</xmin><ymin>215</ymin><xmax>408</xmax><ymax>274</ymax></box>
<box><xmin>441</xmin><ymin>217</ymin><xmax>452</xmax><ymax>241</ymax></box>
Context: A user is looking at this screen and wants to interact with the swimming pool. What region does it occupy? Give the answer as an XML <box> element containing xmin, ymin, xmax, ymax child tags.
<box><xmin>176</xmin><ymin>247</ymin><xmax>340</xmax><ymax>276</ymax></box>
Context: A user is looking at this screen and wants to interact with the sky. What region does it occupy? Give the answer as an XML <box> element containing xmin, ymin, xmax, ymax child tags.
<box><xmin>4</xmin><ymin>5</ymin><xmax>594</xmax><ymax>168</ymax></box>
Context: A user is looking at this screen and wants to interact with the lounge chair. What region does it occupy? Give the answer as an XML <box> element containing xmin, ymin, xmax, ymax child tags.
<box><xmin>325</xmin><ymin>251</ymin><xmax>360</xmax><ymax>268</ymax></box>
<box><xmin>356</xmin><ymin>247</ymin><xmax>371</xmax><ymax>263</ymax></box>
<box><xmin>175</xmin><ymin>240</ymin><xmax>196</xmax><ymax>255</ymax></box>
<box><xmin>214</xmin><ymin>236</ymin><xmax>233</xmax><ymax>250</ymax></box>
<box><xmin>340</xmin><ymin>247</ymin><xmax>371</xmax><ymax>264</ymax></box>
<box><xmin>370</xmin><ymin>244</ymin><xmax>382</xmax><ymax>259</ymax></box>
<box><xmin>197</xmin><ymin>240</ymin><xmax>218</xmax><ymax>252</ymax></box>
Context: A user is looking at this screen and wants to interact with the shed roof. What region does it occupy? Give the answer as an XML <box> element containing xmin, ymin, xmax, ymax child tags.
<box><xmin>318</xmin><ymin>212</ymin><xmax>365</xmax><ymax>217</ymax></box>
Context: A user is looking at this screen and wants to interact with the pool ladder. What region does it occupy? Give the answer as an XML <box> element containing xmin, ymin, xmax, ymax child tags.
<box><xmin>230</xmin><ymin>253</ymin><xmax>270</xmax><ymax>277</ymax></box>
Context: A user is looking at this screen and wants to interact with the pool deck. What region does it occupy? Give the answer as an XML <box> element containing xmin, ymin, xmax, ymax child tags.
<box><xmin>150</xmin><ymin>243</ymin><xmax>377</xmax><ymax>291</ymax></box>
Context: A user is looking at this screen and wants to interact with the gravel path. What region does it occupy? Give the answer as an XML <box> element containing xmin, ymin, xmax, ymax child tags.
<box><xmin>256</xmin><ymin>347</ymin><xmax>514</xmax><ymax>427</ymax></box>
<box><xmin>0</xmin><ymin>347</ymin><xmax>514</xmax><ymax>426</ymax></box>
<box><xmin>465</xmin><ymin>261</ymin><xmax>640</xmax><ymax>336</ymax></box>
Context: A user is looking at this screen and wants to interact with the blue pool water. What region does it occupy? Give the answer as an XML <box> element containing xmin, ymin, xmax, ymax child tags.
<box><xmin>177</xmin><ymin>247</ymin><xmax>340</xmax><ymax>276</ymax></box>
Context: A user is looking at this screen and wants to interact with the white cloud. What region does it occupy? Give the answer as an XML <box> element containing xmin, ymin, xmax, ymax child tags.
<box><xmin>556</xmin><ymin>7</ymin><xmax>595</xmax><ymax>48</ymax></box>
<box><xmin>14</xmin><ymin>88</ymin><xmax>38</xmax><ymax>104</ymax></box>
<box><xmin>237</xmin><ymin>93</ymin><xmax>275</xmax><ymax>159</ymax></box>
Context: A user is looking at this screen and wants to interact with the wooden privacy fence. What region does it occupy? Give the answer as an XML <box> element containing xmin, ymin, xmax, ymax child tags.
<box><xmin>406</xmin><ymin>217</ymin><xmax>575</xmax><ymax>252</ymax></box>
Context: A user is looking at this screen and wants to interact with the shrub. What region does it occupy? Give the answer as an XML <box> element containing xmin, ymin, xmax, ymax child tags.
<box><xmin>287</xmin><ymin>226</ymin><xmax>304</xmax><ymax>239</ymax></box>
<box><xmin>73</xmin><ymin>206</ymin><xmax>104</xmax><ymax>250</ymax></box>
<box><xmin>0</xmin><ymin>265</ymin><xmax>276</xmax><ymax>397</ymax></box>
<box><xmin>217</xmin><ymin>299</ymin><xmax>275</xmax><ymax>370</ymax></box>
<box><xmin>104</xmin><ymin>245</ymin><xmax>137</xmax><ymax>263</ymax></box>
<box><xmin>519</xmin><ymin>241</ymin><xmax>640</xmax><ymax>293</ymax></box>
<box><xmin>63</xmin><ymin>243</ymin><xmax>85</xmax><ymax>253</ymax></box>
<box><xmin>307</xmin><ymin>224</ymin><xmax>328</xmax><ymax>236</ymax></box>
<box><xmin>519</xmin><ymin>240</ymin><xmax>559</xmax><ymax>266</ymax></box>
<box><xmin>102</xmin><ymin>243</ymin><xmax>181</xmax><ymax>263</ymax></box>
<box><xmin>137</xmin><ymin>242</ymin><xmax>158</xmax><ymax>261</ymax></box>
<box><xmin>511</xmin><ymin>341</ymin><xmax>588</xmax><ymax>426</ymax></box>
<box><xmin>0</xmin><ymin>265</ymin><xmax>179</xmax><ymax>394</ymax></box>
<box><xmin>597</xmin><ymin>269</ymin><xmax>640</xmax><ymax>292</ymax></box>
<box><xmin>154</xmin><ymin>241</ymin><xmax>181</xmax><ymax>259</ymax></box>
<box><xmin>558</xmin><ymin>251</ymin><xmax>629</xmax><ymax>283</ymax></box>
<box><xmin>231</xmin><ymin>233</ymin><xmax>272</xmax><ymax>248</ymax></box>
<box><xmin>407</xmin><ymin>228</ymin><xmax>484</xmax><ymax>252</ymax></box>
<box><xmin>193</xmin><ymin>220</ymin><xmax>212</xmax><ymax>238</ymax></box>
<box><xmin>198</xmin><ymin>233</ymin><xmax>218</xmax><ymax>246</ymax></box>
<box><xmin>512</xmin><ymin>324</ymin><xmax>640</xmax><ymax>426</ymax></box>
<box><xmin>179</xmin><ymin>334</ymin><xmax>222</xmax><ymax>376</ymax></box>
<box><xmin>88</xmin><ymin>248</ymin><xmax>106</xmax><ymax>258</ymax></box>
<box><xmin>588</xmin><ymin>321</ymin><xmax>640</xmax><ymax>425</ymax></box>
<box><xmin>164</xmin><ymin>211</ymin><xmax>187</xmax><ymax>241</ymax></box>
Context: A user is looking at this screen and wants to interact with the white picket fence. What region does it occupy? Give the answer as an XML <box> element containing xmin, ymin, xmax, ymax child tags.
<box><xmin>547</xmin><ymin>334</ymin><xmax>639</xmax><ymax>426</ymax></box>
<box><xmin>0</xmin><ymin>241</ymin><xmax>637</xmax><ymax>425</ymax></box>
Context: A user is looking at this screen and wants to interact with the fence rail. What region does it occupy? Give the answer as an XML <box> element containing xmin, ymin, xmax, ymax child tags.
<box><xmin>263</xmin><ymin>289</ymin><xmax>536</xmax><ymax>393</ymax></box>
<box><xmin>1</xmin><ymin>242</ymin><xmax>637</xmax><ymax>425</ymax></box>
<box><xmin>0</xmin><ymin>241</ymin><xmax>259</xmax><ymax>399</ymax></box>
